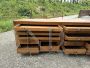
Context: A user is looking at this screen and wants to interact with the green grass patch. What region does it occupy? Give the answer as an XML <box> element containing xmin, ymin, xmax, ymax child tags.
<box><xmin>0</xmin><ymin>19</ymin><xmax>13</xmax><ymax>32</ymax></box>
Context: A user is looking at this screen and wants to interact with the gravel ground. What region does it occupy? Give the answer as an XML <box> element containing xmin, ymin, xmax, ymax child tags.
<box><xmin>0</xmin><ymin>16</ymin><xmax>90</xmax><ymax>68</ymax></box>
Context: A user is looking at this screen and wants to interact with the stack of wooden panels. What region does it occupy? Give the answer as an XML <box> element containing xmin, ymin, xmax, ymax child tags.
<box><xmin>14</xmin><ymin>20</ymin><xmax>63</xmax><ymax>54</ymax></box>
<box><xmin>13</xmin><ymin>19</ymin><xmax>90</xmax><ymax>55</ymax></box>
<box><xmin>63</xmin><ymin>22</ymin><xmax>90</xmax><ymax>55</ymax></box>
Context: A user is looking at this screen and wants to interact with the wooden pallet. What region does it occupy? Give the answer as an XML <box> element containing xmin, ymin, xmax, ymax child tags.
<box><xmin>63</xmin><ymin>25</ymin><xmax>89</xmax><ymax>54</ymax></box>
<box><xmin>14</xmin><ymin>22</ymin><xmax>62</xmax><ymax>54</ymax></box>
<box><xmin>14</xmin><ymin>18</ymin><xmax>90</xmax><ymax>55</ymax></box>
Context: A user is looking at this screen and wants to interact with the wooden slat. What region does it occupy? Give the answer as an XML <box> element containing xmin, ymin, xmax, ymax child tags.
<box><xmin>64</xmin><ymin>26</ymin><xmax>90</xmax><ymax>33</ymax></box>
<box><xmin>40</xmin><ymin>46</ymin><xmax>49</xmax><ymax>52</ymax></box>
<box><xmin>17</xmin><ymin>47</ymin><xmax>39</xmax><ymax>54</ymax></box>
<box><xmin>40</xmin><ymin>46</ymin><xmax>60</xmax><ymax>52</ymax></box>
<box><xmin>16</xmin><ymin>32</ymin><xmax>60</xmax><ymax>36</ymax></box>
<box><xmin>50</xmin><ymin>46</ymin><xmax>60</xmax><ymax>52</ymax></box>
<box><xmin>64</xmin><ymin>41</ymin><xmax>85</xmax><ymax>46</ymax></box>
<box><xmin>17</xmin><ymin>37</ymin><xmax>61</xmax><ymax>41</ymax></box>
<box><xmin>65</xmin><ymin>35</ymin><xmax>90</xmax><ymax>41</ymax></box>
<box><xmin>63</xmin><ymin>22</ymin><xmax>90</xmax><ymax>26</ymax></box>
<box><xmin>62</xmin><ymin>46</ymin><xmax>86</xmax><ymax>54</ymax></box>
<box><xmin>16</xmin><ymin>39</ymin><xmax>39</xmax><ymax>45</ymax></box>
<box><xmin>13</xmin><ymin>19</ymin><xmax>90</xmax><ymax>26</ymax></box>
<box><xmin>14</xmin><ymin>26</ymin><xmax>62</xmax><ymax>32</ymax></box>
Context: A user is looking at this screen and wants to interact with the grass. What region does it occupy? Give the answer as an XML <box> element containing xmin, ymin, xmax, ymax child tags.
<box><xmin>0</xmin><ymin>19</ymin><xmax>13</xmax><ymax>32</ymax></box>
<box><xmin>0</xmin><ymin>1</ymin><xmax>90</xmax><ymax>33</ymax></box>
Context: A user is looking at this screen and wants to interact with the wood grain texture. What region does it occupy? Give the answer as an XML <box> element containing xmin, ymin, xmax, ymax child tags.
<box><xmin>62</xmin><ymin>46</ymin><xmax>86</xmax><ymax>54</ymax></box>
<box><xmin>64</xmin><ymin>41</ymin><xmax>85</xmax><ymax>46</ymax></box>
<box><xmin>40</xmin><ymin>46</ymin><xmax>60</xmax><ymax>52</ymax></box>
<box><xmin>14</xmin><ymin>26</ymin><xmax>62</xmax><ymax>32</ymax></box>
<box><xmin>17</xmin><ymin>37</ymin><xmax>61</xmax><ymax>41</ymax></box>
<box><xmin>65</xmin><ymin>35</ymin><xmax>90</xmax><ymax>41</ymax></box>
<box><xmin>64</xmin><ymin>26</ymin><xmax>90</xmax><ymax>33</ymax></box>
<box><xmin>17</xmin><ymin>47</ymin><xmax>39</xmax><ymax>54</ymax></box>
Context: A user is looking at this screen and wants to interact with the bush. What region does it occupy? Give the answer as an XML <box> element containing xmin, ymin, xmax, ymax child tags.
<box><xmin>18</xmin><ymin>8</ymin><xmax>32</xmax><ymax>18</ymax></box>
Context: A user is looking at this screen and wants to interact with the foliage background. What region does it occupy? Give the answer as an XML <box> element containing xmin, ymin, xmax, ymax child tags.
<box><xmin>0</xmin><ymin>0</ymin><xmax>90</xmax><ymax>32</ymax></box>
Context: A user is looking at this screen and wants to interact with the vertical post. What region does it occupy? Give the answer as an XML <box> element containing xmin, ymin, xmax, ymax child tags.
<box><xmin>49</xmin><ymin>28</ymin><xmax>52</xmax><ymax>52</ymax></box>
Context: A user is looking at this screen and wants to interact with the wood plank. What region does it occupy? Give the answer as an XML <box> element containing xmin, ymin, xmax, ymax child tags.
<box><xmin>40</xmin><ymin>46</ymin><xmax>60</xmax><ymax>52</ymax></box>
<box><xmin>13</xmin><ymin>19</ymin><xmax>90</xmax><ymax>26</ymax></box>
<box><xmin>50</xmin><ymin>46</ymin><xmax>60</xmax><ymax>52</ymax></box>
<box><xmin>65</xmin><ymin>35</ymin><xmax>90</xmax><ymax>41</ymax></box>
<box><xmin>64</xmin><ymin>41</ymin><xmax>85</xmax><ymax>46</ymax></box>
<box><xmin>17</xmin><ymin>47</ymin><xmax>39</xmax><ymax>54</ymax></box>
<box><xmin>64</xmin><ymin>26</ymin><xmax>90</xmax><ymax>33</ymax></box>
<box><xmin>40</xmin><ymin>46</ymin><xmax>49</xmax><ymax>52</ymax></box>
<box><xmin>16</xmin><ymin>32</ymin><xmax>60</xmax><ymax>36</ymax></box>
<box><xmin>62</xmin><ymin>46</ymin><xmax>86</xmax><ymax>54</ymax></box>
<box><xmin>17</xmin><ymin>37</ymin><xmax>61</xmax><ymax>41</ymax></box>
<box><xmin>14</xmin><ymin>26</ymin><xmax>62</xmax><ymax>32</ymax></box>
<box><xmin>63</xmin><ymin>22</ymin><xmax>90</xmax><ymax>26</ymax></box>
<box><xmin>16</xmin><ymin>39</ymin><xmax>39</xmax><ymax>45</ymax></box>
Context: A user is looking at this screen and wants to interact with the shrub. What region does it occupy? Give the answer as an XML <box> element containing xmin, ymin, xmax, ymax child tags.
<box><xmin>18</xmin><ymin>8</ymin><xmax>32</xmax><ymax>18</ymax></box>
